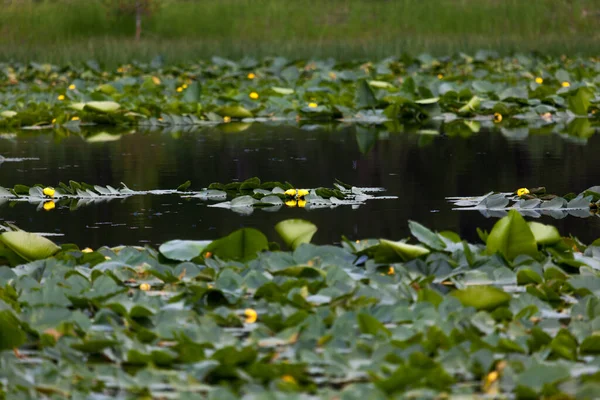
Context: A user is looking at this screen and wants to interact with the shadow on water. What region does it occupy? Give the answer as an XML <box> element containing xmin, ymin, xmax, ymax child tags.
<box><xmin>1</xmin><ymin>121</ymin><xmax>600</xmax><ymax>247</ymax></box>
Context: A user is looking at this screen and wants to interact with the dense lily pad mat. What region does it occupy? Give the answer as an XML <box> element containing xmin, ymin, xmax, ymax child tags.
<box><xmin>1</xmin><ymin>54</ymin><xmax>599</xmax><ymax>129</ymax></box>
<box><xmin>2</xmin><ymin>216</ymin><xmax>600</xmax><ymax>397</ymax></box>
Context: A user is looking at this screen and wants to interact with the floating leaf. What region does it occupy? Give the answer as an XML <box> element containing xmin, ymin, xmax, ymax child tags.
<box><xmin>159</xmin><ymin>240</ymin><xmax>212</xmax><ymax>261</ymax></box>
<box><xmin>452</xmin><ymin>286</ymin><xmax>511</xmax><ymax>310</ymax></box>
<box><xmin>203</xmin><ymin>228</ymin><xmax>268</xmax><ymax>261</ymax></box>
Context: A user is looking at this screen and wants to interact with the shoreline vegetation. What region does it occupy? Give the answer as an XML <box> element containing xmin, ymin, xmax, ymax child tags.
<box><xmin>1</xmin><ymin>0</ymin><xmax>599</xmax><ymax>65</ymax></box>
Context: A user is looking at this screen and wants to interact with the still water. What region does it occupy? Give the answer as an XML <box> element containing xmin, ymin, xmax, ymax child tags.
<box><xmin>1</xmin><ymin>123</ymin><xmax>600</xmax><ymax>248</ymax></box>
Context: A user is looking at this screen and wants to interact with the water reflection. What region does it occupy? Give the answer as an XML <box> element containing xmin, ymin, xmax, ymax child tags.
<box><xmin>1</xmin><ymin>121</ymin><xmax>600</xmax><ymax>247</ymax></box>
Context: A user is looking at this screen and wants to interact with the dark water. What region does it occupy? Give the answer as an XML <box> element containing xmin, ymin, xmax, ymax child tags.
<box><xmin>1</xmin><ymin>123</ymin><xmax>600</xmax><ymax>248</ymax></box>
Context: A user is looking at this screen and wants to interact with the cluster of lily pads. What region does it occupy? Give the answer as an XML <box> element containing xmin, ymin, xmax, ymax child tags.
<box><xmin>1</xmin><ymin>53</ymin><xmax>599</xmax><ymax>129</ymax></box>
<box><xmin>449</xmin><ymin>186</ymin><xmax>600</xmax><ymax>219</ymax></box>
<box><xmin>2</xmin><ymin>213</ymin><xmax>600</xmax><ymax>397</ymax></box>
<box><xmin>0</xmin><ymin>179</ymin><xmax>396</xmax><ymax>213</ymax></box>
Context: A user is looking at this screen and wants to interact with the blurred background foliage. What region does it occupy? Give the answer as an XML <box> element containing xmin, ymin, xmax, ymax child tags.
<box><xmin>0</xmin><ymin>0</ymin><xmax>599</xmax><ymax>65</ymax></box>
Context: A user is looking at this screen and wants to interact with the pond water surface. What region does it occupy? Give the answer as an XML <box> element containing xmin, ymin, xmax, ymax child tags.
<box><xmin>1</xmin><ymin>123</ymin><xmax>600</xmax><ymax>248</ymax></box>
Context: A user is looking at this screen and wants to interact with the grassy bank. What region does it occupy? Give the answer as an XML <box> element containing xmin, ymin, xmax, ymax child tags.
<box><xmin>1</xmin><ymin>0</ymin><xmax>599</xmax><ymax>64</ymax></box>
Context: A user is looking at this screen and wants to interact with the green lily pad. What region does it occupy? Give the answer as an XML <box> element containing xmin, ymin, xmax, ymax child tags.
<box><xmin>0</xmin><ymin>231</ymin><xmax>60</xmax><ymax>261</ymax></box>
<box><xmin>275</xmin><ymin>219</ymin><xmax>317</xmax><ymax>250</ymax></box>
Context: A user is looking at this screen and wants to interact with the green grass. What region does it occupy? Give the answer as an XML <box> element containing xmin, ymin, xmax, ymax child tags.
<box><xmin>1</xmin><ymin>0</ymin><xmax>599</xmax><ymax>65</ymax></box>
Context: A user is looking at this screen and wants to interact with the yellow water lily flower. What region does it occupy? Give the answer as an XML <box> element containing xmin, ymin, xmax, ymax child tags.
<box><xmin>247</xmin><ymin>72</ymin><xmax>256</xmax><ymax>80</ymax></box>
<box><xmin>281</xmin><ymin>375</ymin><xmax>297</xmax><ymax>384</ymax></box>
<box><xmin>535</xmin><ymin>77</ymin><xmax>543</xmax><ymax>84</ymax></box>
<box><xmin>71</xmin><ymin>116</ymin><xmax>80</xmax><ymax>121</ymax></box>
<box><xmin>176</xmin><ymin>87</ymin><xmax>183</xmax><ymax>93</ymax></box>
<box><xmin>68</xmin><ymin>84</ymin><xmax>76</xmax><ymax>90</ymax></box>
<box><xmin>517</xmin><ymin>188</ymin><xmax>530</xmax><ymax>196</ymax></box>
<box><xmin>298</xmin><ymin>199</ymin><xmax>307</xmax><ymax>208</ymax></box>
<box><xmin>43</xmin><ymin>201</ymin><xmax>55</xmax><ymax>211</ymax></box>
<box><xmin>437</xmin><ymin>74</ymin><xmax>444</xmax><ymax>80</ymax></box>
<box><xmin>223</xmin><ymin>116</ymin><xmax>231</xmax><ymax>123</ymax></box>
<box><xmin>308</xmin><ymin>102</ymin><xmax>318</xmax><ymax>108</ymax></box>
<box><xmin>284</xmin><ymin>189</ymin><xmax>298</xmax><ymax>196</ymax></box>
<box><xmin>57</xmin><ymin>95</ymin><xmax>65</xmax><ymax>101</ymax></box>
<box><xmin>249</xmin><ymin>91</ymin><xmax>259</xmax><ymax>100</ymax></box>
<box><xmin>297</xmin><ymin>189</ymin><xmax>309</xmax><ymax>197</ymax></box>
<box><xmin>493</xmin><ymin>113</ymin><xmax>503</xmax><ymax>123</ymax></box>
<box><xmin>152</xmin><ymin>76</ymin><xmax>161</xmax><ymax>85</ymax></box>
<box><xmin>244</xmin><ymin>308</ymin><xmax>257</xmax><ymax>323</ymax></box>
<box><xmin>285</xmin><ymin>200</ymin><xmax>297</xmax><ymax>208</ymax></box>
<box><xmin>43</xmin><ymin>187</ymin><xmax>55</xmax><ymax>197</ymax></box>
<box><xmin>81</xmin><ymin>248</ymin><xmax>93</xmax><ymax>253</ymax></box>
<box><xmin>140</xmin><ymin>283</ymin><xmax>151</xmax><ymax>291</ymax></box>
<box><xmin>51</xmin><ymin>118</ymin><xmax>56</xmax><ymax>124</ymax></box>
<box><xmin>562</xmin><ymin>81</ymin><xmax>571</xmax><ymax>88</ymax></box>
<box><xmin>387</xmin><ymin>266</ymin><xmax>395</xmax><ymax>275</ymax></box>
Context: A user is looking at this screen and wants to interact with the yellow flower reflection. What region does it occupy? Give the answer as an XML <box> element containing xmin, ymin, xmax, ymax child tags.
<box><xmin>285</xmin><ymin>200</ymin><xmax>297</xmax><ymax>208</ymax></box>
<box><xmin>298</xmin><ymin>199</ymin><xmax>306</xmax><ymax>208</ymax></box>
<box><xmin>43</xmin><ymin>201</ymin><xmax>55</xmax><ymax>211</ymax></box>
<box><xmin>244</xmin><ymin>308</ymin><xmax>258</xmax><ymax>323</ymax></box>
<box><xmin>517</xmin><ymin>188</ymin><xmax>530</xmax><ymax>197</ymax></box>
<box><xmin>43</xmin><ymin>187</ymin><xmax>55</xmax><ymax>197</ymax></box>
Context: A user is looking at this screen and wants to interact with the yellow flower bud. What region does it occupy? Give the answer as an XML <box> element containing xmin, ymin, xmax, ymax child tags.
<box><xmin>140</xmin><ymin>283</ymin><xmax>151</xmax><ymax>291</ymax></box>
<box><xmin>562</xmin><ymin>81</ymin><xmax>571</xmax><ymax>88</ymax></box>
<box><xmin>68</xmin><ymin>84</ymin><xmax>76</xmax><ymax>90</ymax></box>
<box><xmin>176</xmin><ymin>87</ymin><xmax>183</xmax><ymax>93</ymax></box>
<box><xmin>223</xmin><ymin>116</ymin><xmax>231</xmax><ymax>123</ymax></box>
<box><xmin>308</xmin><ymin>102</ymin><xmax>318</xmax><ymax>108</ymax></box>
<box><xmin>247</xmin><ymin>72</ymin><xmax>256</xmax><ymax>80</ymax></box>
<box><xmin>249</xmin><ymin>92</ymin><xmax>259</xmax><ymax>100</ymax></box>
<box><xmin>71</xmin><ymin>116</ymin><xmax>80</xmax><ymax>121</ymax></box>
<box><xmin>437</xmin><ymin>74</ymin><xmax>444</xmax><ymax>80</ymax></box>
<box><xmin>57</xmin><ymin>95</ymin><xmax>65</xmax><ymax>101</ymax></box>
<box><xmin>43</xmin><ymin>187</ymin><xmax>55</xmax><ymax>197</ymax></box>
<box><xmin>535</xmin><ymin>77</ymin><xmax>543</xmax><ymax>84</ymax></box>
<box><xmin>493</xmin><ymin>113</ymin><xmax>503</xmax><ymax>123</ymax></box>
<box><xmin>517</xmin><ymin>188</ymin><xmax>530</xmax><ymax>197</ymax></box>
<box><xmin>281</xmin><ymin>375</ymin><xmax>297</xmax><ymax>384</ymax></box>
<box><xmin>284</xmin><ymin>189</ymin><xmax>298</xmax><ymax>196</ymax></box>
<box><xmin>297</xmin><ymin>189</ymin><xmax>309</xmax><ymax>197</ymax></box>
<box><xmin>244</xmin><ymin>308</ymin><xmax>257</xmax><ymax>323</ymax></box>
<box><xmin>152</xmin><ymin>76</ymin><xmax>161</xmax><ymax>85</ymax></box>
<box><xmin>81</xmin><ymin>248</ymin><xmax>93</xmax><ymax>253</ymax></box>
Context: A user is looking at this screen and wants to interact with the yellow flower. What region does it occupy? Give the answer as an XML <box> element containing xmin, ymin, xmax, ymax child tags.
<box><xmin>308</xmin><ymin>102</ymin><xmax>318</xmax><ymax>109</ymax></box>
<box><xmin>284</xmin><ymin>189</ymin><xmax>298</xmax><ymax>196</ymax></box>
<box><xmin>205</xmin><ymin>252</ymin><xmax>213</xmax><ymax>258</ymax></box>
<box><xmin>297</xmin><ymin>189</ymin><xmax>309</xmax><ymax>197</ymax></box>
<box><xmin>51</xmin><ymin>118</ymin><xmax>56</xmax><ymax>124</ymax></box>
<box><xmin>43</xmin><ymin>187</ymin><xmax>55</xmax><ymax>197</ymax></box>
<box><xmin>71</xmin><ymin>116</ymin><xmax>80</xmax><ymax>121</ymax></box>
<box><xmin>43</xmin><ymin>201</ymin><xmax>55</xmax><ymax>211</ymax></box>
<box><xmin>387</xmin><ymin>266</ymin><xmax>395</xmax><ymax>275</ymax></box>
<box><xmin>535</xmin><ymin>77</ymin><xmax>543</xmax><ymax>84</ymax></box>
<box><xmin>140</xmin><ymin>283</ymin><xmax>151</xmax><ymax>291</ymax></box>
<box><xmin>285</xmin><ymin>200</ymin><xmax>297</xmax><ymax>208</ymax></box>
<box><xmin>562</xmin><ymin>81</ymin><xmax>571</xmax><ymax>88</ymax></box>
<box><xmin>81</xmin><ymin>248</ymin><xmax>93</xmax><ymax>253</ymax></box>
<box><xmin>493</xmin><ymin>113</ymin><xmax>503</xmax><ymax>123</ymax></box>
<box><xmin>244</xmin><ymin>308</ymin><xmax>257</xmax><ymax>323</ymax></box>
<box><xmin>281</xmin><ymin>375</ymin><xmax>297</xmax><ymax>384</ymax></box>
<box><xmin>249</xmin><ymin>92</ymin><xmax>259</xmax><ymax>100</ymax></box>
<box><xmin>68</xmin><ymin>84</ymin><xmax>76</xmax><ymax>90</ymax></box>
<box><xmin>298</xmin><ymin>199</ymin><xmax>306</xmax><ymax>208</ymax></box>
<box><xmin>152</xmin><ymin>76</ymin><xmax>161</xmax><ymax>85</ymax></box>
<box><xmin>329</xmin><ymin>72</ymin><xmax>337</xmax><ymax>80</ymax></box>
<box><xmin>437</xmin><ymin>74</ymin><xmax>444</xmax><ymax>80</ymax></box>
<box><xmin>176</xmin><ymin>87</ymin><xmax>183</xmax><ymax>93</ymax></box>
<box><xmin>247</xmin><ymin>72</ymin><xmax>256</xmax><ymax>80</ymax></box>
<box><xmin>517</xmin><ymin>188</ymin><xmax>530</xmax><ymax>196</ymax></box>
<box><xmin>182</xmin><ymin>83</ymin><xmax>188</xmax><ymax>89</ymax></box>
<box><xmin>57</xmin><ymin>95</ymin><xmax>65</xmax><ymax>101</ymax></box>
<box><xmin>117</xmin><ymin>67</ymin><xmax>124</xmax><ymax>73</ymax></box>
<box><xmin>223</xmin><ymin>116</ymin><xmax>231</xmax><ymax>123</ymax></box>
